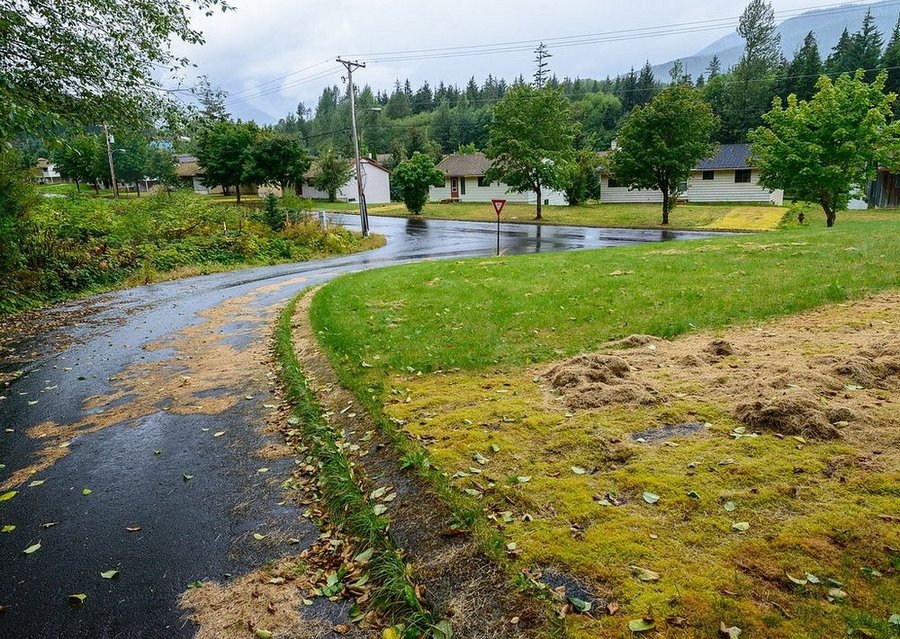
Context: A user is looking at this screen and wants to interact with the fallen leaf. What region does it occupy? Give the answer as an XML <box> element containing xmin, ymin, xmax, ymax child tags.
<box><xmin>82</xmin><ymin>488</ymin><xmax>92</xmax><ymax>496</ymax></box>
<box><xmin>431</xmin><ymin>619</ymin><xmax>453</xmax><ymax>639</ymax></box>
<box><xmin>255</xmin><ymin>630</ymin><xmax>273</xmax><ymax>639</ymax></box>
<box><xmin>28</xmin><ymin>480</ymin><xmax>45</xmax><ymax>487</ymax></box>
<box><xmin>568</xmin><ymin>595</ymin><xmax>592</xmax><ymax>613</ymax></box>
<box><xmin>719</xmin><ymin>622</ymin><xmax>742</xmax><ymax>638</ymax></box>
<box><xmin>630</xmin><ymin>565</ymin><xmax>661</xmax><ymax>582</ymax></box>
<box><xmin>182</xmin><ymin>474</ymin><xmax>193</xmax><ymax>482</ymax></box>
<box><xmin>805</xmin><ymin>573</ymin><xmax>821</xmax><ymax>584</ymax></box>
<box><xmin>786</xmin><ymin>572</ymin><xmax>807</xmax><ymax>586</ymax></box>
<box><xmin>516</xmin><ymin>476</ymin><xmax>531</xmax><ymax>483</ymax></box>
<box><xmin>628</xmin><ymin>618</ymin><xmax>656</xmax><ymax>632</ymax></box>
<box><xmin>268</xmin><ymin>577</ymin><xmax>285</xmax><ymax>584</ymax></box>
<box><xmin>1</xmin><ymin>525</ymin><xmax>14</xmax><ymax>533</ymax></box>
<box><xmin>888</xmin><ymin>614</ymin><xmax>900</xmax><ymax>626</ymax></box>
<box><xmin>724</xmin><ymin>501</ymin><xmax>736</xmax><ymax>512</ymax></box>
<box><xmin>353</xmin><ymin>548</ymin><xmax>374</xmax><ymax>563</ymax></box>
<box><xmin>490</xmin><ymin>444</ymin><xmax>501</xmax><ymax>453</ymax></box>
<box><xmin>42</xmin><ymin>522</ymin><xmax>58</xmax><ymax>529</ymax></box>
<box><xmin>100</xmin><ymin>570</ymin><xmax>119</xmax><ymax>579</ymax></box>
<box><xmin>154</xmin><ymin>450</ymin><xmax>162</xmax><ymax>455</ymax></box>
<box><xmin>571</xmin><ymin>466</ymin><xmax>587</xmax><ymax>475</ymax></box>
<box><xmin>373</xmin><ymin>504</ymin><xmax>388</xmax><ymax>516</ymax></box>
<box><xmin>126</xmin><ymin>527</ymin><xmax>141</xmax><ymax>533</ymax></box>
<box><xmin>24</xmin><ymin>542</ymin><xmax>41</xmax><ymax>555</ymax></box>
<box><xmin>370</xmin><ymin>487</ymin><xmax>387</xmax><ymax>499</ymax></box>
<box><xmin>642</xmin><ymin>492</ymin><xmax>660</xmax><ymax>504</ymax></box>
<box><xmin>213</xmin><ymin>431</ymin><xmax>225</xmax><ymax>437</ymax></box>
<box><xmin>68</xmin><ymin>593</ymin><xmax>87</xmax><ymax>606</ymax></box>
<box><xmin>607</xmin><ymin>602</ymin><xmax>620</xmax><ymax>616</ymax></box>
<box><xmin>731</xmin><ymin>521</ymin><xmax>750</xmax><ymax>532</ymax></box>
<box><xmin>257</xmin><ymin>467</ymin><xmax>269</xmax><ymax>474</ymax></box>
<box><xmin>382</xmin><ymin>628</ymin><xmax>401</xmax><ymax>639</ymax></box>
<box><xmin>186</xmin><ymin>580</ymin><xmax>204</xmax><ymax>589</ymax></box>
<box><xmin>253</xmin><ymin>533</ymin><xmax>266</xmax><ymax>541</ymax></box>
<box><xmin>0</xmin><ymin>491</ymin><xmax>17</xmax><ymax>502</ymax></box>
<box><xmin>687</xmin><ymin>490</ymin><xmax>700</xmax><ymax>499</ymax></box>
<box><xmin>473</xmin><ymin>452</ymin><xmax>488</xmax><ymax>465</ymax></box>
<box><xmin>827</xmin><ymin>588</ymin><xmax>848</xmax><ymax>601</ymax></box>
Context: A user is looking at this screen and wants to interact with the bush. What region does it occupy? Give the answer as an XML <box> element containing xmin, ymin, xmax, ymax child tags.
<box><xmin>0</xmin><ymin>191</ymin><xmax>371</xmax><ymax>314</ymax></box>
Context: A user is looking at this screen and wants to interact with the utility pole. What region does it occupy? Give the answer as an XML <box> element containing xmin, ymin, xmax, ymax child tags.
<box><xmin>102</xmin><ymin>123</ymin><xmax>119</xmax><ymax>198</ymax></box>
<box><xmin>337</xmin><ymin>57</ymin><xmax>369</xmax><ymax>237</ymax></box>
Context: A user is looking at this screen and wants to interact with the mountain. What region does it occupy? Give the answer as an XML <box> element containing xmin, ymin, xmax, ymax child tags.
<box><xmin>651</xmin><ymin>0</ymin><xmax>900</xmax><ymax>81</ymax></box>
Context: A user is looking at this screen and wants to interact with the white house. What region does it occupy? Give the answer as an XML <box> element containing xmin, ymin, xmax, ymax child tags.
<box><xmin>599</xmin><ymin>143</ymin><xmax>784</xmax><ymax>205</ymax></box>
<box><xmin>300</xmin><ymin>157</ymin><xmax>391</xmax><ymax>204</ymax></box>
<box><xmin>34</xmin><ymin>158</ymin><xmax>65</xmax><ymax>185</ymax></box>
<box><xmin>428</xmin><ymin>153</ymin><xmax>567</xmax><ymax>206</ymax></box>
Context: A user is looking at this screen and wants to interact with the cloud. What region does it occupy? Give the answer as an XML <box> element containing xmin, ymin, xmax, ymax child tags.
<box><xmin>170</xmin><ymin>0</ymin><xmax>846</xmax><ymax>122</ymax></box>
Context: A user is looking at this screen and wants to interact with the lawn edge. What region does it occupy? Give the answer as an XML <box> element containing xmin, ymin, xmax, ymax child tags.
<box><xmin>274</xmin><ymin>290</ymin><xmax>436</xmax><ymax>636</ymax></box>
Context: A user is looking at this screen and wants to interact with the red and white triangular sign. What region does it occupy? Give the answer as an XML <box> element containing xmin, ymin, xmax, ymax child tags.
<box><xmin>491</xmin><ymin>199</ymin><xmax>506</xmax><ymax>216</ymax></box>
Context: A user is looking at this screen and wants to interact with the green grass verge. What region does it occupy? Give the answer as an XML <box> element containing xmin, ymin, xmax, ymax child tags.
<box><xmin>274</xmin><ymin>293</ymin><xmax>435</xmax><ymax>635</ymax></box>
<box><xmin>310</xmin><ymin>209</ymin><xmax>900</xmax><ymax>375</ymax></box>
<box><xmin>320</xmin><ymin>200</ymin><xmax>793</xmax><ymax>232</ymax></box>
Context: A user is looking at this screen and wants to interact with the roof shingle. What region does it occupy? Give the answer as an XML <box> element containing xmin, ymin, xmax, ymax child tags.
<box><xmin>435</xmin><ymin>153</ymin><xmax>493</xmax><ymax>177</ymax></box>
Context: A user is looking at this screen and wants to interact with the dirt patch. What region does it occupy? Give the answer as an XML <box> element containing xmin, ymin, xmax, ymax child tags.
<box><xmin>181</xmin><ymin>535</ymin><xmax>372</xmax><ymax>639</ymax></box>
<box><xmin>292</xmin><ymin>291</ymin><xmax>547</xmax><ymax>639</ymax></box>
<box><xmin>545</xmin><ymin>354</ymin><xmax>659</xmax><ymax>410</ymax></box>
<box><xmin>734</xmin><ymin>389</ymin><xmax>842</xmax><ymax>439</ymax></box>
<box><xmin>631</xmin><ymin>422</ymin><xmax>710</xmax><ymax>443</ymax></box>
<box><xmin>543</xmin><ymin>292</ymin><xmax>900</xmax><ymax>442</ymax></box>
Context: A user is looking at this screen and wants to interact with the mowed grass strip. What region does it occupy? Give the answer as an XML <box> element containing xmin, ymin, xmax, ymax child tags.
<box><xmin>321</xmin><ymin>201</ymin><xmax>790</xmax><ymax>231</ymax></box>
<box><xmin>311</xmin><ymin>210</ymin><xmax>900</xmax><ymax>376</ymax></box>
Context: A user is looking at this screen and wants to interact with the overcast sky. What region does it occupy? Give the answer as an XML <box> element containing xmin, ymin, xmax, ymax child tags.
<box><xmin>170</xmin><ymin>0</ymin><xmax>871</xmax><ymax>123</ymax></box>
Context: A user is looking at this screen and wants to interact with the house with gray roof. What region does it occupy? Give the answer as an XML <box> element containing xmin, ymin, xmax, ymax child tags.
<box><xmin>599</xmin><ymin>143</ymin><xmax>783</xmax><ymax>205</ymax></box>
<box><xmin>429</xmin><ymin>152</ymin><xmax>567</xmax><ymax>206</ymax></box>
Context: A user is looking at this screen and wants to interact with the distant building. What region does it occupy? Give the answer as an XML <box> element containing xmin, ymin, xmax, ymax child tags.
<box><xmin>34</xmin><ymin>158</ymin><xmax>65</xmax><ymax>185</ymax></box>
<box><xmin>867</xmin><ymin>168</ymin><xmax>900</xmax><ymax>208</ymax></box>
<box><xmin>598</xmin><ymin>143</ymin><xmax>784</xmax><ymax>205</ymax></box>
<box><xmin>428</xmin><ymin>153</ymin><xmax>567</xmax><ymax>205</ymax></box>
<box><xmin>298</xmin><ymin>157</ymin><xmax>391</xmax><ymax>204</ymax></box>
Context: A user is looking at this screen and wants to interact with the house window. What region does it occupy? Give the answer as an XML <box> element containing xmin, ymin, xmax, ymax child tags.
<box><xmin>608</xmin><ymin>177</ymin><xmax>620</xmax><ymax>188</ymax></box>
<box><xmin>478</xmin><ymin>176</ymin><xmax>491</xmax><ymax>187</ymax></box>
<box><xmin>735</xmin><ymin>169</ymin><xmax>751</xmax><ymax>183</ymax></box>
<box><xmin>678</xmin><ymin>181</ymin><xmax>688</xmax><ymax>193</ymax></box>
<box><xmin>460</xmin><ymin>177</ymin><xmax>466</xmax><ymax>195</ymax></box>
<box><xmin>702</xmin><ymin>170</ymin><xmax>715</xmax><ymax>180</ymax></box>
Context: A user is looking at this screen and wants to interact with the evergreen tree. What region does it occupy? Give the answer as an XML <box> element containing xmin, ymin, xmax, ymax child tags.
<box><xmin>412</xmin><ymin>81</ymin><xmax>433</xmax><ymax>114</ymax></box>
<box><xmin>738</xmin><ymin>0</ymin><xmax>781</xmax><ymax>69</ymax></box>
<box><xmin>385</xmin><ymin>81</ymin><xmax>412</xmax><ymax>119</ymax></box>
<box><xmin>618</xmin><ymin>68</ymin><xmax>639</xmax><ymax>111</ymax></box>
<box><xmin>636</xmin><ymin>61</ymin><xmax>656</xmax><ymax>106</ymax></box>
<box><xmin>783</xmin><ymin>32</ymin><xmax>823</xmax><ymax>101</ymax></box>
<box><xmin>533</xmin><ymin>42</ymin><xmax>553</xmax><ymax>88</ymax></box>
<box><xmin>825</xmin><ymin>28</ymin><xmax>855</xmax><ymax>77</ymax></box>
<box><xmin>852</xmin><ymin>9</ymin><xmax>884</xmax><ymax>81</ymax></box>
<box><xmin>883</xmin><ymin>16</ymin><xmax>900</xmax><ymax>101</ymax></box>
<box><xmin>706</xmin><ymin>55</ymin><xmax>722</xmax><ymax>79</ymax></box>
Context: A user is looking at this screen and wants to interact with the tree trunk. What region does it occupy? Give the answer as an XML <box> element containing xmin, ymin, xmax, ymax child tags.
<box><xmin>820</xmin><ymin>198</ymin><xmax>836</xmax><ymax>227</ymax></box>
<box><xmin>236</xmin><ymin>184</ymin><xmax>242</xmax><ymax>204</ymax></box>
<box><xmin>74</xmin><ymin>178</ymin><xmax>80</xmax><ymax>192</ymax></box>
<box><xmin>134</xmin><ymin>181</ymin><xmax>140</xmax><ymax>197</ymax></box>
<box><xmin>535</xmin><ymin>183</ymin><xmax>543</xmax><ymax>220</ymax></box>
<box><xmin>661</xmin><ymin>194</ymin><xmax>670</xmax><ymax>225</ymax></box>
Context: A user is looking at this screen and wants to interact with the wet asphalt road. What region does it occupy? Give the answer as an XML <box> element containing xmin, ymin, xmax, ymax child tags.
<box><xmin>0</xmin><ymin>215</ymin><xmax>721</xmax><ymax>638</ymax></box>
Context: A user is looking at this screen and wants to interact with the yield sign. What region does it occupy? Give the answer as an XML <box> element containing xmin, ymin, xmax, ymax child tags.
<box><xmin>491</xmin><ymin>199</ymin><xmax>506</xmax><ymax>216</ymax></box>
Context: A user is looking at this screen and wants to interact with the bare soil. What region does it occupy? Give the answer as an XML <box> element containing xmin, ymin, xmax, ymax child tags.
<box><xmin>545</xmin><ymin>292</ymin><xmax>900</xmax><ymax>446</ymax></box>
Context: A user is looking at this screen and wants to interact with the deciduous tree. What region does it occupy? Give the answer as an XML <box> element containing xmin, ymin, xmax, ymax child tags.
<box><xmin>750</xmin><ymin>71</ymin><xmax>900</xmax><ymax>227</ymax></box>
<box><xmin>310</xmin><ymin>147</ymin><xmax>352</xmax><ymax>202</ymax></box>
<box><xmin>194</xmin><ymin>120</ymin><xmax>257</xmax><ymax>202</ymax></box>
<box><xmin>391</xmin><ymin>152</ymin><xmax>444</xmax><ymax>214</ymax></box>
<box><xmin>608</xmin><ymin>86</ymin><xmax>718</xmax><ymax>224</ymax></box>
<box><xmin>244</xmin><ymin>133</ymin><xmax>310</xmax><ymax>195</ymax></box>
<box><xmin>0</xmin><ymin>0</ymin><xmax>231</xmax><ymax>138</ymax></box>
<box><xmin>485</xmin><ymin>85</ymin><xmax>577</xmax><ymax>219</ymax></box>
<box><xmin>52</xmin><ymin>133</ymin><xmax>105</xmax><ymax>192</ymax></box>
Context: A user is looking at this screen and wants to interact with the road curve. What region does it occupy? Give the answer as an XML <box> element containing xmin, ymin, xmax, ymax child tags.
<box><xmin>0</xmin><ymin>215</ymin><xmax>720</xmax><ymax>638</ymax></box>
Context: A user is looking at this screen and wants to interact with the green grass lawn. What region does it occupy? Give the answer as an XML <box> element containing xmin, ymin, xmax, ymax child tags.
<box><xmin>318</xmin><ymin>200</ymin><xmax>792</xmax><ymax>232</ymax></box>
<box><xmin>310</xmin><ymin>209</ymin><xmax>900</xmax><ymax>639</ymax></box>
<box><xmin>312</xmin><ymin>209</ymin><xmax>899</xmax><ymax>373</ymax></box>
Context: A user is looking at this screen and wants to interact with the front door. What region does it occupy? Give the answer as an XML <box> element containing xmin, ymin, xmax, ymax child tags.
<box><xmin>450</xmin><ymin>177</ymin><xmax>459</xmax><ymax>200</ymax></box>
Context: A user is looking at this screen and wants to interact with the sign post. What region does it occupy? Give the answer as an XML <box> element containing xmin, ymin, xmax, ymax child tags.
<box><xmin>491</xmin><ymin>199</ymin><xmax>506</xmax><ymax>256</ymax></box>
